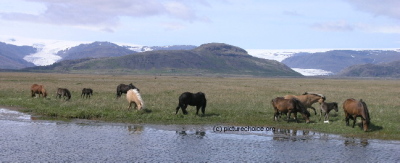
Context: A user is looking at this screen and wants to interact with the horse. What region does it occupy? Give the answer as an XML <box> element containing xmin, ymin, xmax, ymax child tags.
<box><xmin>116</xmin><ymin>83</ymin><xmax>139</xmax><ymax>98</ymax></box>
<box><xmin>56</xmin><ymin>88</ymin><xmax>71</xmax><ymax>101</ymax></box>
<box><xmin>126</xmin><ymin>89</ymin><xmax>144</xmax><ymax>110</ymax></box>
<box><xmin>175</xmin><ymin>92</ymin><xmax>207</xmax><ymax>115</ymax></box>
<box><xmin>343</xmin><ymin>98</ymin><xmax>370</xmax><ymax>132</ymax></box>
<box><xmin>81</xmin><ymin>88</ymin><xmax>93</xmax><ymax>99</ymax></box>
<box><xmin>319</xmin><ymin>101</ymin><xmax>338</xmax><ymax>122</ymax></box>
<box><xmin>271</xmin><ymin>97</ymin><xmax>310</xmax><ymax>123</ymax></box>
<box><xmin>30</xmin><ymin>84</ymin><xmax>47</xmax><ymax>98</ymax></box>
<box><xmin>284</xmin><ymin>92</ymin><xmax>326</xmax><ymax>115</ymax></box>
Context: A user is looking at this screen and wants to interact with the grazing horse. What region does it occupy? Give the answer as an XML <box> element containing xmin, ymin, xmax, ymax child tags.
<box><xmin>175</xmin><ymin>92</ymin><xmax>207</xmax><ymax>115</ymax></box>
<box><xmin>30</xmin><ymin>84</ymin><xmax>47</xmax><ymax>98</ymax></box>
<box><xmin>126</xmin><ymin>89</ymin><xmax>144</xmax><ymax>110</ymax></box>
<box><xmin>284</xmin><ymin>92</ymin><xmax>326</xmax><ymax>115</ymax></box>
<box><xmin>343</xmin><ymin>98</ymin><xmax>370</xmax><ymax>132</ymax></box>
<box><xmin>116</xmin><ymin>83</ymin><xmax>139</xmax><ymax>98</ymax></box>
<box><xmin>319</xmin><ymin>101</ymin><xmax>338</xmax><ymax>121</ymax></box>
<box><xmin>56</xmin><ymin>88</ymin><xmax>71</xmax><ymax>101</ymax></box>
<box><xmin>81</xmin><ymin>88</ymin><xmax>93</xmax><ymax>99</ymax></box>
<box><xmin>271</xmin><ymin>97</ymin><xmax>310</xmax><ymax>123</ymax></box>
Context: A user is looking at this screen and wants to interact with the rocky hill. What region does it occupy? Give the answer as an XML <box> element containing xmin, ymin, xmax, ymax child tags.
<box><xmin>337</xmin><ymin>60</ymin><xmax>400</xmax><ymax>77</ymax></box>
<box><xmin>0</xmin><ymin>42</ymin><xmax>36</xmax><ymax>69</ymax></box>
<box><xmin>25</xmin><ymin>43</ymin><xmax>302</xmax><ymax>77</ymax></box>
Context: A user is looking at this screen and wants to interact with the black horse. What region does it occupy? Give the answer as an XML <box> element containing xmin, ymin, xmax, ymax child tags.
<box><xmin>56</xmin><ymin>88</ymin><xmax>71</xmax><ymax>101</ymax></box>
<box><xmin>175</xmin><ymin>92</ymin><xmax>207</xmax><ymax>115</ymax></box>
<box><xmin>81</xmin><ymin>88</ymin><xmax>93</xmax><ymax>99</ymax></box>
<box><xmin>116</xmin><ymin>83</ymin><xmax>139</xmax><ymax>98</ymax></box>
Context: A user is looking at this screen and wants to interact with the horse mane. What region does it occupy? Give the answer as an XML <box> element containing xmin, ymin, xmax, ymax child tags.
<box><xmin>132</xmin><ymin>89</ymin><xmax>144</xmax><ymax>107</ymax></box>
<box><xmin>359</xmin><ymin>99</ymin><xmax>370</xmax><ymax>123</ymax></box>
<box><xmin>303</xmin><ymin>92</ymin><xmax>326</xmax><ymax>100</ymax></box>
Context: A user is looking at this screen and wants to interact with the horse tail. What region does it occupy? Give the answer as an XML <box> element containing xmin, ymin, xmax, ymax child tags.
<box><xmin>132</xmin><ymin>89</ymin><xmax>144</xmax><ymax>108</ymax></box>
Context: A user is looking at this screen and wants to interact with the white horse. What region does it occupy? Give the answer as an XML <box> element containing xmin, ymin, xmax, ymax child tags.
<box><xmin>126</xmin><ymin>89</ymin><xmax>144</xmax><ymax>110</ymax></box>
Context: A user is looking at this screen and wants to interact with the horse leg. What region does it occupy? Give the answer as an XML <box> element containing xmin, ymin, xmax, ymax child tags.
<box><xmin>325</xmin><ymin>112</ymin><xmax>329</xmax><ymax>121</ymax></box>
<box><xmin>352</xmin><ymin>116</ymin><xmax>357</xmax><ymax>128</ymax></box>
<box><xmin>293</xmin><ymin>112</ymin><xmax>299</xmax><ymax>123</ymax></box>
<box><xmin>286</xmin><ymin>111</ymin><xmax>291</xmax><ymax>123</ymax></box>
<box><xmin>196</xmin><ymin>106</ymin><xmax>200</xmax><ymax>115</ymax></box>
<box><xmin>201</xmin><ymin>105</ymin><xmax>205</xmax><ymax>115</ymax></box>
<box><xmin>310</xmin><ymin>107</ymin><xmax>317</xmax><ymax>115</ymax></box>
<box><xmin>345</xmin><ymin>112</ymin><xmax>350</xmax><ymax>126</ymax></box>
<box><xmin>182</xmin><ymin>105</ymin><xmax>188</xmax><ymax>115</ymax></box>
<box><xmin>319</xmin><ymin>109</ymin><xmax>322</xmax><ymax>121</ymax></box>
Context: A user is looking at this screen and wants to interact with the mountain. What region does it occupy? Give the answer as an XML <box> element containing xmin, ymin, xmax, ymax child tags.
<box><xmin>56</xmin><ymin>41</ymin><xmax>137</xmax><ymax>61</ymax></box>
<box><xmin>24</xmin><ymin>43</ymin><xmax>302</xmax><ymax>77</ymax></box>
<box><xmin>0</xmin><ymin>42</ymin><xmax>36</xmax><ymax>69</ymax></box>
<box><xmin>281</xmin><ymin>50</ymin><xmax>400</xmax><ymax>74</ymax></box>
<box><xmin>337</xmin><ymin>60</ymin><xmax>400</xmax><ymax>77</ymax></box>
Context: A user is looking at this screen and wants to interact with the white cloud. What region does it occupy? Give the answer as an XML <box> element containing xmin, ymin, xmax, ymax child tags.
<box><xmin>0</xmin><ymin>0</ymin><xmax>210</xmax><ymax>31</ymax></box>
<box><xmin>345</xmin><ymin>0</ymin><xmax>400</xmax><ymax>21</ymax></box>
<box><xmin>311</xmin><ymin>20</ymin><xmax>354</xmax><ymax>32</ymax></box>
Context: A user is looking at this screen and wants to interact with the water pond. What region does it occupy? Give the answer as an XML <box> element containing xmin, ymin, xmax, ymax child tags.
<box><xmin>0</xmin><ymin>108</ymin><xmax>399</xmax><ymax>162</ymax></box>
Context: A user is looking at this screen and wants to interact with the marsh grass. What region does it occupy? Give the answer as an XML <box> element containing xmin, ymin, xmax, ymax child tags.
<box><xmin>0</xmin><ymin>72</ymin><xmax>399</xmax><ymax>140</ymax></box>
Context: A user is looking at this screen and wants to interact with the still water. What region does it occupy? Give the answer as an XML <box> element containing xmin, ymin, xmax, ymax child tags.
<box><xmin>1</xmin><ymin>108</ymin><xmax>399</xmax><ymax>162</ymax></box>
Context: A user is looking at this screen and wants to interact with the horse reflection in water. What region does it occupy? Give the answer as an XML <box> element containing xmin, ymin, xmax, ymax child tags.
<box><xmin>176</xmin><ymin>130</ymin><xmax>206</xmax><ymax>139</ymax></box>
<box><xmin>127</xmin><ymin>125</ymin><xmax>144</xmax><ymax>135</ymax></box>
<box><xmin>272</xmin><ymin>128</ymin><xmax>314</xmax><ymax>141</ymax></box>
<box><xmin>344</xmin><ymin>137</ymin><xmax>369</xmax><ymax>147</ymax></box>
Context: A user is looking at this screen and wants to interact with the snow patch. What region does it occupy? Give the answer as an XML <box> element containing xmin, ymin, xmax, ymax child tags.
<box><xmin>247</xmin><ymin>49</ymin><xmax>331</xmax><ymax>62</ymax></box>
<box><xmin>291</xmin><ymin>68</ymin><xmax>333</xmax><ymax>76</ymax></box>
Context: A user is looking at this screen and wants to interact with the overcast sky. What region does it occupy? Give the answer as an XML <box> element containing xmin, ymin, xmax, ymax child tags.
<box><xmin>0</xmin><ymin>0</ymin><xmax>399</xmax><ymax>49</ymax></box>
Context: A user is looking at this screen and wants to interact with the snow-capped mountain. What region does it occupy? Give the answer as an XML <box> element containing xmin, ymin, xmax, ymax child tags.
<box><xmin>247</xmin><ymin>48</ymin><xmax>400</xmax><ymax>76</ymax></box>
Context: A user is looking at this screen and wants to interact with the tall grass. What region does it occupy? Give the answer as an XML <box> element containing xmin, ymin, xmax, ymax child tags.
<box><xmin>0</xmin><ymin>72</ymin><xmax>399</xmax><ymax>140</ymax></box>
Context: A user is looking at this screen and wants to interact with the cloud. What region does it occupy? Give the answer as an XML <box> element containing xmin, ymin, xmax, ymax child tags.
<box><xmin>344</xmin><ymin>0</ymin><xmax>400</xmax><ymax>21</ymax></box>
<box><xmin>0</xmin><ymin>0</ymin><xmax>210</xmax><ymax>31</ymax></box>
<box><xmin>311</xmin><ymin>21</ymin><xmax>354</xmax><ymax>32</ymax></box>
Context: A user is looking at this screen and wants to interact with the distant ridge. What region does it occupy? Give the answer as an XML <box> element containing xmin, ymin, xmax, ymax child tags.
<box><xmin>24</xmin><ymin>43</ymin><xmax>302</xmax><ymax>77</ymax></box>
<box><xmin>337</xmin><ymin>60</ymin><xmax>400</xmax><ymax>77</ymax></box>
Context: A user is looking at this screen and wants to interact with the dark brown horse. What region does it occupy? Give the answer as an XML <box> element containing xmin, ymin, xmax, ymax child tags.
<box><xmin>284</xmin><ymin>92</ymin><xmax>326</xmax><ymax>115</ymax></box>
<box><xmin>31</xmin><ymin>84</ymin><xmax>47</xmax><ymax>98</ymax></box>
<box><xmin>116</xmin><ymin>83</ymin><xmax>139</xmax><ymax>98</ymax></box>
<box><xmin>343</xmin><ymin>98</ymin><xmax>370</xmax><ymax>132</ymax></box>
<box><xmin>175</xmin><ymin>92</ymin><xmax>207</xmax><ymax>115</ymax></box>
<box><xmin>56</xmin><ymin>88</ymin><xmax>71</xmax><ymax>101</ymax></box>
<box><xmin>319</xmin><ymin>101</ymin><xmax>338</xmax><ymax>121</ymax></box>
<box><xmin>271</xmin><ymin>97</ymin><xmax>310</xmax><ymax>123</ymax></box>
<box><xmin>81</xmin><ymin>88</ymin><xmax>93</xmax><ymax>99</ymax></box>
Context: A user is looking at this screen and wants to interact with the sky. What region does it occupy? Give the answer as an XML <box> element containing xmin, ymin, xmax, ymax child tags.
<box><xmin>0</xmin><ymin>0</ymin><xmax>399</xmax><ymax>49</ymax></box>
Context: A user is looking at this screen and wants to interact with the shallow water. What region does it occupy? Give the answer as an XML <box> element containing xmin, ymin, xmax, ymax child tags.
<box><xmin>1</xmin><ymin>108</ymin><xmax>399</xmax><ymax>162</ymax></box>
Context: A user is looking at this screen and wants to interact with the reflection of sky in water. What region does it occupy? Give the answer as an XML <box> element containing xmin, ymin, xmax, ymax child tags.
<box><xmin>1</xmin><ymin>108</ymin><xmax>399</xmax><ymax>162</ymax></box>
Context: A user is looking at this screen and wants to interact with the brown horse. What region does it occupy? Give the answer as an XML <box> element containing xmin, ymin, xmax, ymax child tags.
<box><xmin>343</xmin><ymin>98</ymin><xmax>370</xmax><ymax>132</ymax></box>
<box><xmin>271</xmin><ymin>97</ymin><xmax>310</xmax><ymax>123</ymax></box>
<box><xmin>30</xmin><ymin>84</ymin><xmax>47</xmax><ymax>98</ymax></box>
<box><xmin>284</xmin><ymin>92</ymin><xmax>325</xmax><ymax>115</ymax></box>
<box><xmin>126</xmin><ymin>89</ymin><xmax>144</xmax><ymax>110</ymax></box>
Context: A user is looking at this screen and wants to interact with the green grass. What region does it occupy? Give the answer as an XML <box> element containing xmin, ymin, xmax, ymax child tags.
<box><xmin>0</xmin><ymin>72</ymin><xmax>399</xmax><ymax>140</ymax></box>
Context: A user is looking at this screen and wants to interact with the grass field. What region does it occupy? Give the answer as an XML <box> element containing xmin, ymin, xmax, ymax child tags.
<box><xmin>0</xmin><ymin>72</ymin><xmax>399</xmax><ymax>140</ymax></box>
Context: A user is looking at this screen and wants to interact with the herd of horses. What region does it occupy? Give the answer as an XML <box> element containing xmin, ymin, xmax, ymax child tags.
<box><xmin>30</xmin><ymin>83</ymin><xmax>371</xmax><ymax>132</ymax></box>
